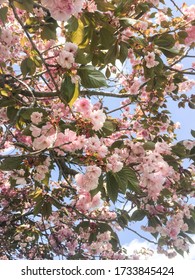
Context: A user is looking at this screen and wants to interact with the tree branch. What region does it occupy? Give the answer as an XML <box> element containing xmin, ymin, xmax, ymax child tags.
<box><xmin>15</xmin><ymin>88</ymin><xmax>133</xmax><ymax>98</ymax></box>
<box><xmin>9</xmin><ymin>2</ymin><xmax>60</xmax><ymax>95</ymax></box>
<box><xmin>125</xmin><ymin>226</ymin><xmax>158</xmax><ymax>245</ymax></box>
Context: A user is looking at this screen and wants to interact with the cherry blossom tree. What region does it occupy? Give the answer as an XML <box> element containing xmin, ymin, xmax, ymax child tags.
<box><xmin>0</xmin><ymin>0</ymin><xmax>195</xmax><ymax>260</ymax></box>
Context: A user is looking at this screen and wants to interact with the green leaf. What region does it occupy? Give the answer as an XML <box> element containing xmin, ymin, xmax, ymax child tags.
<box><xmin>0</xmin><ymin>157</ymin><xmax>23</xmax><ymax>171</ymax></box>
<box><xmin>60</xmin><ymin>75</ymin><xmax>75</xmax><ymax>103</ymax></box>
<box><xmin>123</xmin><ymin>167</ymin><xmax>140</xmax><ymax>193</ymax></box>
<box><xmin>119</xmin><ymin>17</ymin><xmax>139</xmax><ymax>28</ymax></box>
<box><xmin>143</xmin><ymin>141</ymin><xmax>155</xmax><ymax>150</ymax></box>
<box><xmin>78</xmin><ymin>65</ymin><xmax>107</xmax><ymax>88</ymax></box>
<box><xmin>172</xmin><ymin>143</ymin><xmax>186</xmax><ymax>157</ymax></box>
<box><xmin>0</xmin><ymin>98</ymin><xmax>16</xmax><ymax>108</ymax></box>
<box><xmin>98</xmin><ymin>222</ymin><xmax>113</xmax><ymax>234</ymax></box>
<box><xmin>148</xmin><ymin>217</ymin><xmax>161</xmax><ymax>239</ymax></box>
<box><xmin>110</xmin><ymin>231</ymin><xmax>120</xmax><ymax>251</ymax></box>
<box><xmin>14</xmin><ymin>0</ymin><xmax>34</xmax><ymax>12</ymax></box>
<box><xmin>177</xmin><ymin>31</ymin><xmax>188</xmax><ymax>43</ymax></box>
<box><xmin>102</xmin><ymin>120</ymin><xmax>117</xmax><ymax>136</ymax></box>
<box><xmin>21</xmin><ymin>58</ymin><xmax>36</xmax><ymax>77</ymax></box>
<box><xmin>71</xmin><ymin>18</ymin><xmax>90</xmax><ymax>48</ymax></box>
<box><xmin>0</xmin><ymin>7</ymin><xmax>8</xmax><ymax>23</ymax></box>
<box><xmin>41</xmin><ymin>201</ymin><xmax>52</xmax><ymax>218</ymax></box>
<box><xmin>184</xmin><ymin>217</ymin><xmax>195</xmax><ymax>234</ymax></box>
<box><xmin>95</xmin><ymin>0</ymin><xmax>115</xmax><ymax>11</ymax></box>
<box><xmin>117</xmin><ymin>210</ymin><xmax>130</xmax><ymax>228</ymax></box>
<box><xmin>25</xmin><ymin>17</ymin><xmax>39</xmax><ymax>33</ymax></box>
<box><xmin>159</xmin><ymin>47</ymin><xmax>180</xmax><ymax>58</ymax></box>
<box><xmin>115</xmin><ymin>0</ymin><xmax>133</xmax><ymax>16</ymax></box>
<box><xmin>41</xmin><ymin>25</ymin><xmax>56</xmax><ymax>40</ymax></box>
<box><xmin>119</xmin><ymin>42</ymin><xmax>128</xmax><ymax>64</ymax></box>
<box><xmin>113</xmin><ymin>173</ymin><xmax>127</xmax><ymax>194</ymax></box>
<box><xmin>33</xmin><ymin>199</ymin><xmax>43</xmax><ymax>216</ymax></box>
<box><xmin>66</xmin><ymin>16</ymin><xmax>79</xmax><ymax>32</ymax></box>
<box><xmin>154</xmin><ymin>34</ymin><xmax>175</xmax><ymax>49</ymax></box>
<box><xmin>188</xmin><ymin>101</ymin><xmax>195</xmax><ymax>109</ymax></box>
<box><xmin>75</xmin><ymin>221</ymin><xmax>90</xmax><ymax>233</ymax></box>
<box><xmin>104</xmin><ymin>42</ymin><xmax>119</xmax><ymax>65</ymax></box>
<box><xmin>116</xmin><ymin>167</ymin><xmax>139</xmax><ymax>194</ymax></box>
<box><xmin>179</xmin><ymin>232</ymin><xmax>195</xmax><ymax>244</ymax></box>
<box><xmin>130</xmin><ymin>209</ymin><xmax>146</xmax><ymax>221</ymax></box>
<box><xmin>111</xmin><ymin>140</ymin><xmax>124</xmax><ymax>150</ymax></box>
<box><xmin>191</xmin><ymin>130</ymin><xmax>195</xmax><ymax>138</ymax></box>
<box><xmin>75</xmin><ymin>49</ymin><xmax>91</xmax><ymax>64</ymax></box>
<box><xmin>7</xmin><ymin>106</ymin><xmax>18</xmax><ymax>122</ymax></box>
<box><xmin>40</xmin><ymin>17</ymin><xmax>58</xmax><ymax>40</ymax></box>
<box><xmin>100</xmin><ymin>28</ymin><xmax>115</xmax><ymax>49</ymax></box>
<box><xmin>20</xmin><ymin>108</ymin><xmax>46</xmax><ymax>120</ymax></box>
<box><xmin>106</xmin><ymin>172</ymin><xmax>119</xmax><ymax>203</ymax></box>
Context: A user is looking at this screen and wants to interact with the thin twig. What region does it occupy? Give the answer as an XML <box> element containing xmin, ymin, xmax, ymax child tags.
<box><xmin>125</xmin><ymin>226</ymin><xmax>158</xmax><ymax>245</ymax></box>
<box><xmin>9</xmin><ymin>2</ymin><xmax>60</xmax><ymax>95</ymax></box>
<box><xmin>170</xmin><ymin>0</ymin><xmax>185</xmax><ymax>16</ymax></box>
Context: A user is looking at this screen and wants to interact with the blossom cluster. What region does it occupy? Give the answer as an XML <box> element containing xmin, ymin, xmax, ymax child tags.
<box><xmin>41</xmin><ymin>0</ymin><xmax>85</xmax><ymax>21</ymax></box>
<box><xmin>0</xmin><ymin>0</ymin><xmax>195</xmax><ymax>261</ymax></box>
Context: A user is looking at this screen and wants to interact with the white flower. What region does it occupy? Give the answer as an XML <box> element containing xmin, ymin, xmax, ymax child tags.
<box><xmin>56</xmin><ymin>50</ymin><xmax>74</xmax><ymax>69</ymax></box>
<box><xmin>90</xmin><ymin>109</ymin><xmax>106</xmax><ymax>131</ymax></box>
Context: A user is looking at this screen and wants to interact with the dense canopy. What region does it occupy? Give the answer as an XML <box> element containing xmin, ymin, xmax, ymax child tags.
<box><xmin>0</xmin><ymin>0</ymin><xmax>195</xmax><ymax>260</ymax></box>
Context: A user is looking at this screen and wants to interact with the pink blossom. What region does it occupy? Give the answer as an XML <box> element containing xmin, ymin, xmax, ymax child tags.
<box><xmin>155</xmin><ymin>11</ymin><xmax>169</xmax><ymax>24</ymax></box>
<box><xmin>54</xmin><ymin>132</ymin><xmax>67</xmax><ymax>148</ymax></box>
<box><xmin>155</xmin><ymin>141</ymin><xmax>171</xmax><ymax>154</ymax></box>
<box><xmin>183</xmin><ymin>140</ymin><xmax>195</xmax><ymax>150</ymax></box>
<box><xmin>0</xmin><ymin>28</ymin><xmax>12</xmax><ymax>45</ymax></box>
<box><xmin>148</xmin><ymin>0</ymin><xmax>159</xmax><ymax>6</ymax></box>
<box><xmin>64</xmin><ymin>42</ymin><xmax>78</xmax><ymax>54</ymax></box>
<box><xmin>182</xmin><ymin>4</ymin><xmax>195</xmax><ymax>21</ymax></box>
<box><xmin>76</xmin><ymin>191</ymin><xmax>101</xmax><ymax>211</ymax></box>
<box><xmin>86</xmin><ymin>165</ymin><xmax>101</xmax><ymax>178</ymax></box>
<box><xmin>129</xmin><ymin>78</ymin><xmax>140</xmax><ymax>95</ymax></box>
<box><xmin>74</xmin><ymin>135</ymin><xmax>86</xmax><ymax>150</ymax></box>
<box><xmin>74</xmin><ymin>98</ymin><xmax>92</xmax><ymax>115</ymax></box>
<box><xmin>30</xmin><ymin>112</ymin><xmax>43</xmax><ymax>125</ymax></box>
<box><xmin>30</xmin><ymin>125</ymin><xmax>41</xmax><ymax>138</ymax></box>
<box><xmin>144</xmin><ymin>52</ymin><xmax>159</xmax><ymax>68</ymax></box>
<box><xmin>121</xmin><ymin>28</ymin><xmax>134</xmax><ymax>42</ymax></box>
<box><xmin>36</xmin><ymin>165</ymin><xmax>49</xmax><ymax>175</ymax></box>
<box><xmin>75</xmin><ymin>165</ymin><xmax>101</xmax><ymax>191</ymax></box>
<box><xmin>33</xmin><ymin>135</ymin><xmax>53</xmax><ymax>150</ymax></box>
<box><xmin>106</xmin><ymin>154</ymin><xmax>123</xmax><ymax>173</ymax></box>
<box><xmin>56</xmin><ymin>50</ymin><xmax>74</xmax><ymax>69</ymax></box>
<box><xmin>33</xmin><ymin>7</ymin><xmax>46</xmax><ymax>17</ymax></box>
<box><xmin>83</xmin><ymin>0</ymin><xmax>97</xmax><ymax>12</ymax></box>
<box><xmin>90</xmin><ymin>109</ymin><xmax>106</xmax><ymax>131</ymax></box>
<box><xmin>185</xmin><ymin>26</ymin><xmax>195</xmax><ymax>46</ymax></box>
<box><xmin>41</xmin><ymin>0</ymin><xmax>84</xmax><ymax>22</ymax></box>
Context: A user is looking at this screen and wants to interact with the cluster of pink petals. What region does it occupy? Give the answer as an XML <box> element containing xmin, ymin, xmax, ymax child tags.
<box><xmin>83</xmin><ymin>0</ymin><xmax>97</xmax><ymax>12</ymax></box>
<box><xmin>30</xmin><ymin>112</ymin><xmax>43</xmax><ymax>125</ymax></box>
<box><xmin>185</xmin><ymin>26</ymin><xmax>195</xmax><ymax>46</ymax></box>
<box><xmin>144</xmin><ymin>52</ymin><xmax>159</xmax><ymax>68</ymax></box>
<box><xmin>56</xmin><ymin>42</ymin><xmax>78</xmax><ymax>69</ymax></box>
<box><xmin>140</xmin><ymin>148</ymin><xmax>175</xmax><ymax>201</ymax></box>
<box><xmin>74</xmin><ymin>98</ymin><xmax>106</xmax><ymax>131</ymax></box>
<box><xmin>182</xmin><ymin>4</ymin><xmax>195</xmax><ymax>21</ymax></box>
<box><xmin>75</xmin><ymin>191</ymin><xmax>101</xmax><ymax>212</ymax></box>
<box><xmin>41</xmin><ymin>0</ymin><xmax>84</xmax><ymax>21</ymax></box>
<box><xmin>157</xmin><ymin>212</ymin><xmax>189</xmax><ymax>240</ymax></box>
<box><xmin>75</xmin><ymin>165</ymin><xmax>102</xmax><ymax>191</ymax></box>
